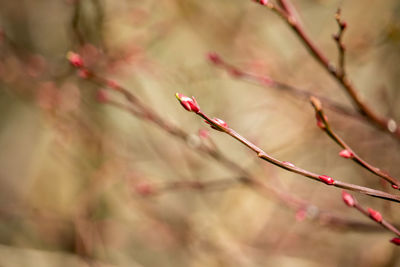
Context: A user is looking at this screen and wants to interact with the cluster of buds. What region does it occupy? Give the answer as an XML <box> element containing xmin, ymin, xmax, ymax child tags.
<box><xmin>175</xmin><ymin>93</ymin><xmax>200</xmax><ymax>113</ymax></box>
<box><xmin>318</xmin><ymin>175</ymin><xmax>335</xmax><ymax>185</ymax></box>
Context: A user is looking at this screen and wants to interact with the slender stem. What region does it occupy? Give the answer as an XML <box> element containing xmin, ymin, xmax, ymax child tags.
<box><xmin>195</xmin><ymin>110</ymin><xmax>400</xmax><ymax>203</ymax></box>
<box><xmin>310</xmin><ymin>96</ymin><xmax>400</xmax><ymax>188</ymax></box>
<box><xmin>70</xmin><ymin>64</ymin><xmax>389</xmax><ymax>230</ymax></box>
<box><xmin>352</xmin><ymin>200</ymin><xmax>400</xmax><ymax>236</ymax></box>
<box><xmin>209</xmin><ymin>54</ymin><xmax>363</xmax><ymax>120</ymax></box>
<box><xmin>259</xmin><ymin>1</ymin><xmax>400</xmax><ymax>138</ymax></box>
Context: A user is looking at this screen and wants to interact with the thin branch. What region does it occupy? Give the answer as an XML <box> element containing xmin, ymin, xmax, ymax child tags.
<box><xmin>175</xmin><ymin>93</ymin><xmax>400</xmax><ymax>203</ymax></box>
<box><xmin>208</xmin><ymin>53</ymin><xmax>362</xmax><ymax>120</ymax></box>
<box><xmin>310</xmin><ymin>96</ymin><xmax>400</xmax><ymax>189</ymax></box>
<box><xmin>253</xmin><ymin>1</ymin><xmax>400</xmax><ymax>138</ymax></box>
<box><xmin>333</xmin><ymin>8</ymin><xmax>347</xmax><ymax>78</ymax></box>
<box><xmin>67</xmin><ymin>55</ymin><xmax>391</xmax><ymax>231</ymax></box>
<box><xmin>342</xmin><ymin>191</ymin><xmax>400</xmax><ymax>237</ymax></box>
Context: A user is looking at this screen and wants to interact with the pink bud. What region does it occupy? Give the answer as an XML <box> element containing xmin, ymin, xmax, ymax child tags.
<box><xmin>390</xmin><ymin>237</ymin><xmax>400</xmax><ymax>246</ymax></box>
<box><xmin>339</xmin><ymin>149</ymin><xmax>353</xmax><ymax>159</ymax></box>
<box><xmin>135</xmin><ymin>182</ymin><xmax>154</xmax><ymax>196</ymax></box>
<box><xmin>207</xmin><ymin>52</ymin><xmax>222</xmax><ymax>65</ymax></box>
<box><xmin>318</xmin><ymin>175</ymin><xmax>335</xmax><ymax>185</ymax></box>
<box><xmin>77</xmin><ymin>69</ymin><xmax>90</xmax><ymax>79</ymax></box>
<box><xmin>175</xmin><ymin>93</ymin><xmax>201</xmax><ymax>113</ymax></box>
<box><xmin>96</xmin><ymin>89</ymin><xmax>109</xmax><ymax>103</ymax></box>
<box><xmin>198</xmin><ymin>129</ymin><xmax>209</xmax><ymax>139</ymax></box>
<box><xmin>259</xmin><ymin>0</ymin><xmax>268</xmax><ymax>5</ymax></box>
<box><xmin>295</xmin><ymin>209</ymin><xmax>306</xmax><ymax>222</ymax></box>
<box><xmin>368</xmin><ymin>208</ymin><xmax>382</xmax><ymax>223</ymax></box>
<box><xmin>342</xmin><ymin>190</ymin><xmax>355</xmax><ymax>207</ymax></box>
<box><xmin>205</xmin><ymin>118</ymin><xmax>228</xmax><ymax>131</ymax></box>
<box><xmin>107</xmin><ymin>80</ymin><xmax>120</xmax><ymax>90</ymax></box>
<box><xmin>392</xmin><ymin>184</ymin><xmax>399</xmax><ymax>189</ymax></box>
<box><xmin>66</xmin><ymin>51</ymin><xmax>84</xmax><ymax>68</ymax></box>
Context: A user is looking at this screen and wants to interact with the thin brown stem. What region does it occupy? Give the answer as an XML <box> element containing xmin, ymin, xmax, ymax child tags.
<box><xmin>310</xmin><ymin>96</ymin><xmax>400</xmax><ymax>189</ymax></box>
<box><xmin>193</xmin><ymin>109</ymin><xmax>400</xmax><ymax>203</ymax></box>
<box><xmin>257</xmin><ymin>1</ymin><xmax>400</xmax><ymax>138</ymax></box>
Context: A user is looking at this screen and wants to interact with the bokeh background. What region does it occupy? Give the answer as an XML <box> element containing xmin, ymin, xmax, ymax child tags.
<box><xmin>1</xmin><ymin>0</ymin><xmax>400</xmax><ymax>266</ymax></box>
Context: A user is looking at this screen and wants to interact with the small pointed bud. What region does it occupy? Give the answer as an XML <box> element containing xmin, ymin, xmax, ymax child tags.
<box><xmin>390</xmin><ymin>237</ymin><xmax>400</xmax><ymax>246</ymax></box>
<box><xmin>295</xmin><ymin>209</ymin><xmax>306</xmax><ymax>222</ymax></box>
<box><xmin>205</xmin><ymin>118</ymin><xmax>228</xmax><ymax>131</ymax></box>
<box><xmin>392</xmin><ymin>184</ymin><xmax>399</xmax><ymax>189</ymax></box>
<box><xmin>198</xmin><ymin>129</ymin><xmax>210</xmax><ymax>139</ymax></box>
<box><xmin>318</xmin><ymin>175</ymin><xmax>335</xmax><ymax>185</ymax></box>
<box><xmin>66</xmin><ymin>51</ymin><xmax>84</xmax><ymax>68</ymax></box>
<box><xmin>340</xmin><ymin>21</ymin><xmax>347</xmax><ymax>30</ymax></box>
<box><xmin>135</xmin><ymin>182</ymin><xmax>154</xmax><ymax>196</ymax></box>
<box><xmin>339</xmin><ymin>149</ymin><xmax>353</xmax><ymax>159</ymax></box>
<box><xmin>207</xmin><ymin>52</ymin><xmax>222</xmax><ymax>65</ymax></box>
<box><xmin>107</xmin><ymin>80</ymin><xmax>120</xmax><ymax>90</ymax></box>
<box><xmin>175</xmin><ymin>93</ymin><xmax>201</xmax><ymax>113</ymax></box>
<box><xmin>96</xmin><ymin>89</ymin><xmax>109</xmax><ymax>103</ymax></box>
<box><xmin>77</xmin><ymin>69</ymin><xmax>90</xmax><ymax>79</ymax></box>
<box><xmin>368</xmin><ymin>208</ymin><xmax>382</xmax><ymax>223</ymax></box>
<box><xmin>342</xmin><ymin>190</ymin><xmax>355</xmax><ymax>207</ymax></box>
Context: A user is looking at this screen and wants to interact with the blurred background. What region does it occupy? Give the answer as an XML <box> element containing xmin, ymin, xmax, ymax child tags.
<box><xmin>1</xmin><ymin>0</ymin><xmax>400</xmax><ymax>266</ymax></box>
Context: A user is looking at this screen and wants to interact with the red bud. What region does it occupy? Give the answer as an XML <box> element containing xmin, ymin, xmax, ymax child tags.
<box><xmin>392</xmin><ymin>184</ymin><xmax>399</xmax><ymax>189</ymax></box>
<box><xmin>318</xmin><ymin>175</ymin><xmax>335</xmax><ymax>185</ymax></box>
<box><xmin>175</xmin><ymin>93</ymin><xmax>200</xmax><ymax>113</ymax></box>
<box><xmin>342</xmin><ymin>190</ymin><xmax>355</xmax><ymax>207</ymax></box>
<box><xmin>67</xmin><ymin>51</ymin><xmax>84</xmax><ymax>68</ymax></box>
<box><xmin>390</xmin><ymin>237</ymin><xmax>400</xmax><ymax>246</ymax></box>
<box><xmin>339</xmin><ymin>149</ymin><xmax>353</xmax><ymax>159</ymax></box>
<box><xmin>368</xmin><ymin>208</ymin><xmax>382</xmax><ymax>223</ymax></box>
<box><xmin>207</xmin><ymin>52</ymin><xmax>222</xmax><ymax>65</ymax></box>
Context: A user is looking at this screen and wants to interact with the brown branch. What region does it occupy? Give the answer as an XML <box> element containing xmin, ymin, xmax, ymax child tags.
<box><xmin>342</xmin><ymin>191</ymin><xmax>400</xmax><ymax>237</ymax></box>
<box><xmin>175</xmin><ymin>93</ymin><xmax>400</xmax><ymax>203</ymax></box>
<box><xmin>254</xmin><ymin>1</ymin><xmax>400</xmax><ymax>139</ymax></box>
<box><xmin>208</xmin><ymin>53</ymin><xmax>363</xmax><ymax>120</ymax></box>
<box><xmin>333</xmin><ymin>8</ymin><xmax>347</xmax><ymax>78</ymax></box>
<box><xmin>310</xmin><ymin>96</ymin><xmax>400</xmax><ymax>189</ymax></box>
<box><xmin>67</xmin><ymin>54</ymin><xmax>391</xmax><ymax>231</ymax></box>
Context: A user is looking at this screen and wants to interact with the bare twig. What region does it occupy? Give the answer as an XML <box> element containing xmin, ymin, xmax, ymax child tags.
<box><xmin>252</xmin><ymin>1</ymin><xmax>400</xmax><ymax>138</ymax></box>
<box><xmin>175</xmin><ymin>93</ymin><xmax>400</xmax><ymax>203</ymax></box>
<box><xmin>310</xmin><ymin>96</ymin><xmax>400</xmax><ymax>189</ymax></box>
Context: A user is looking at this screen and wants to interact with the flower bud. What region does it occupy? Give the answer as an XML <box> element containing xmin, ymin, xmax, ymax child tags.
<box><xmin>66</xmin><ymin>51</ymin><xmax>84</xmax><ymax>68</ymax></box>
<box><xmin>318</xmin><ymin>175</ymin><xmax>335</xmax><ymax>185</ymax></box>
<box><xmin>368</xmin><ymin>208</ymin><xmax>382</xmax><ymax>223</ymax></box>
<box><xmin>175</xmin><ymin>93</ymin><xmax>200</xmax><ymax>113</ymax></box>
<box><xmin>342</xmin><ymin>190</ymin><xmax>355</xmax><ymax>207</ymax></box>
<box><xmin>339</xmin><ymin>149</ymin><xmax>353</xmax><ymax>159</ymax></box>
<box><xmin>390</xmin><ymin>237</ymin><xmax>400</xmax><ymax>246</ymax></box>
<box><xmin>207</xmin><ymin>52</ymin><xmax>222</xmax><ymax>65</ymax></box>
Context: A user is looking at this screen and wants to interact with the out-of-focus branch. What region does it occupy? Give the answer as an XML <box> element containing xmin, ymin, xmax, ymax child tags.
<box><xmin>66</xmin><ymin>52</ymin><xmax>386</xmax><ymax>231</ymax></box>
<box><xmin>310</xmin><ymin>96</ymin><xmax>400</xmax><ymax>189</ymax></box>
<box><xmin>252</xmin><ymin>0</ymin><xmax>400</xmax><ymax>139</ymax></box>
<box><xmin>207</xmin><ymin>52</ymin><xmax>362</xmax><ymax>120</ymax></box>
<box><xmin>175</xmin><ymin>92</ymin><xmax>400</xmax><ymax>203</ymax></box>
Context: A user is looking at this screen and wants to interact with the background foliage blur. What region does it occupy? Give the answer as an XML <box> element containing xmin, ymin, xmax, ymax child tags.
<box><xmin>1</xmin><ymin>0</ymin><xmax>400</xmax><ymax>266</ymax></box>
